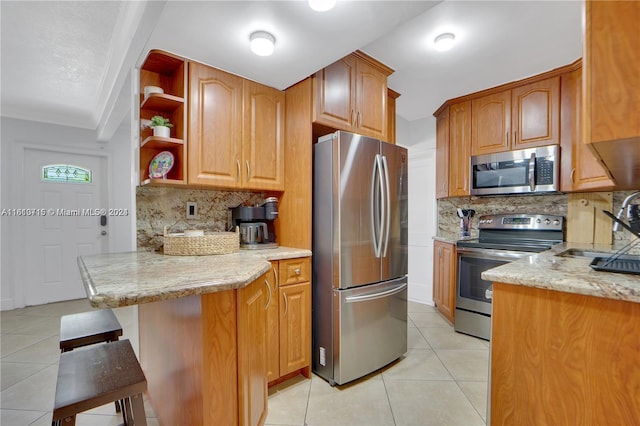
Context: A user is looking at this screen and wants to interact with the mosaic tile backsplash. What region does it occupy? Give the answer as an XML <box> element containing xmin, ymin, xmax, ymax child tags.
<box><xmin>137</xmin><ymin>186</ymin><xmax>265</xmax><ymax>251</ymax></box>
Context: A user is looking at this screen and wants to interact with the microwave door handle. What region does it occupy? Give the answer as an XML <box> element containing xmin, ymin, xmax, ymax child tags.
<box><xmin>528</xmin><ymin>152</ymin><xmax>536</xmax><ymax>192</ymax></box>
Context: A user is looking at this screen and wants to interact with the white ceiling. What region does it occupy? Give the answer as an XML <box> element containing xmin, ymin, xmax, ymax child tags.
<box><xmin>0</xmin><ymin>0</ymin><xmax>583</xmax><ymax>138</ymax></box>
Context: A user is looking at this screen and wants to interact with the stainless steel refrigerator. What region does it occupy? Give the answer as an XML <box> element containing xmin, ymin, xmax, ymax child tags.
<box><xmin>312</xmin><ymin>130</ymin><xmax>408</xmax><ymax>386</ymax></box>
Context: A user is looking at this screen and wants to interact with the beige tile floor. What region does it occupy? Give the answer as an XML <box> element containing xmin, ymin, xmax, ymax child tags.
<box><xmin>1</xmin><ymin>299</ymin><xmax>489</xmax><ymax>426</ymax></box>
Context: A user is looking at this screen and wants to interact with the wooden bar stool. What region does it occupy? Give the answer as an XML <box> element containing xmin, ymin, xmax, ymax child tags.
<box><xmin>52</xmin><ymin>339</ymin><xmax>147</xmax><ymax>426</ymax></box>
<box><xmin>59</xmin><ymin>309</ymin><xmax>123</xmax><ymax>352</ymax></box>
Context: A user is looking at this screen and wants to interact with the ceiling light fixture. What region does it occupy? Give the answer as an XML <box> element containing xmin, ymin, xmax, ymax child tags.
<box><xmin>250</xmin><ymin>31</ymin><xmax>276</xmax><ymax>56</ymax></box>
<box><xmin>308</xmin><ymin>0</ymin><xmax>336</xmax><ymax>12</ymax></box>
<box><xmin>434</xmin><ymin>32</ymin><xmax>456</xmax><ymax>52</ymax></box>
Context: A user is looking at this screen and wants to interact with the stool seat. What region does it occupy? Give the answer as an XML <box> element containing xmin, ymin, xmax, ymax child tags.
<box><xmin>59</xmin><ymin>309</ymin><xmax>123</xmax><ymax>352</ymax></box>
<box><xmin>52</xmin><ymin>339</ymin><xmax>147</xmax><ymax>426</ymax></box>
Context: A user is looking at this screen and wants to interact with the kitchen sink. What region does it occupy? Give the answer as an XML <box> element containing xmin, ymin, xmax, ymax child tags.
<box><xmin>556</xmin><ymin>248</ymin><xmax>616</xmax><ymax>259</ymax></box>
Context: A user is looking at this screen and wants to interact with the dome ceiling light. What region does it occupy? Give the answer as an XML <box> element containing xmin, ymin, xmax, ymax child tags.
<box><xmin>434</xmin><ymin>32</ymin><xmax>456</xmax><ymax>52</ymax></box>
<box><xmin>250</xmin><ymin>31</ymin><xmax>276</xmax><ymax>56</ymax></box>
<box><xmin>308</xmin><ymin>0</ymin><xmax>336</xmax><ymax>12</ymax></box>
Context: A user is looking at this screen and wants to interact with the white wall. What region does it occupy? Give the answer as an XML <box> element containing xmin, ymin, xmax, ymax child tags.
<box><xmin>0</xmin><ymin>115</ymin><xmax>135</xmax><ymax>310</ymax></box>
<box><xmin>396</xmin><ymin>115</ymin><xmax>437</xmax><ymax>305</ymax></box>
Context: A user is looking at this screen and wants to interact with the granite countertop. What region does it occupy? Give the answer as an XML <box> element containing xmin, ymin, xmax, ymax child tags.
<box><xmin>482</xmin><ymin>242</ymin><xmax>640</xmax><ymax>304</ymax></box>
<box><xmin>78</xmin><ymin>247</ymin><xmax>312</xmax><ymax>308</ymax></box>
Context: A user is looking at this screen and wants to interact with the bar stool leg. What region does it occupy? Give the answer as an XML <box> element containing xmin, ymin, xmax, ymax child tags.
<box><xmin>131</xmin><ymin>393</ymin><xmax>147</xmax><ymax>426</ymax></box>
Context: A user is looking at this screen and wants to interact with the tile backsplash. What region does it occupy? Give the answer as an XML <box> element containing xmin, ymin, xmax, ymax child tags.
<box><xmin>137</xmin><ymin>186</ymin><xmax>265</xmax><ymax>251</ymax></box>
<box><xmin>438</xmin><ymin>190</ymin><xmax>639</xmax><ymax>248</ymax></box>
<box><xmin>437</xmin><ymin>193</ymin><xmax>568</xmax><ymax>239</ymax></box>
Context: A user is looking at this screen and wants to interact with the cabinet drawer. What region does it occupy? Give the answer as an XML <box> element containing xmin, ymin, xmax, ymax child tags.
<box><xmin>279</xmin><ymin>258</ymin><xmax>311</xmax><ymax>285</ymax></box>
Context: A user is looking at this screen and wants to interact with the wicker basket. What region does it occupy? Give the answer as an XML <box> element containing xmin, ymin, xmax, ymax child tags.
<box><xmin>163</xmin><ymin>227</ymin><xmax>239</xmax><ymax>256</ymax></box>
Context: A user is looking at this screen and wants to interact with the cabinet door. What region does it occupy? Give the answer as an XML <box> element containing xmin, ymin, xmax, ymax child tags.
<box><xmin>237</xmin><ymin>276</ymin><xmax>268</xmax><ymax>426</ymax></box>
<box><xmin>279</xmin><ymin>282</ymin><xmax>311</xmax><ymax>376</ymax></box>
<box><xmin>355</xmin><ymin>59</ymin><xmax>388</xmax><ymax>140</ymax></box>
<box><xmin>266</xmin><ymin>262</ymin><xmax>280</xmax><ymax>383</ymax></box>
<box><xmin>471</xmin><ymin>91</ymin><xmax>511</xmax><ymax>155</ymax></box>
<box><xmin>449</xmin><ymin>101</ymin><xmax>471</xmax><ymax>196</ymax></box>
<box><xmin>435</xmin><ymin>107</ymin><xmax>450</xmax><ymax>199</ymax></box>
<box><xmin>243</xmin><ymin>80</ymin><xmax>285</xmax><ymax>191</ymax></box>
<box><xmin>188</xmin><ymin>62</ymin><xmax>243</xmax><ymax>187</ymax></box>
<box><xmin>561</xmin><ymin>68</ymin><xmax>614</xmax><ymax>192</ymax></box>
<box><xmin>433</xmin><ymin>241</ymin><xmax>455</xmax><ymax>323</ymax></box>
<box><xmin>586</xmin><ymin>1</ymin><xmax>640</xmax><ymax>145</ymax></box>
<box><xmin>512</xmin><ymin>77</ymin><xmax>560</xmax><ymax>149</ymax></box>
<box><xmin>313</xmin><ymin>56</ymin><xmax>356</xmax><ymax>130</ymax></box>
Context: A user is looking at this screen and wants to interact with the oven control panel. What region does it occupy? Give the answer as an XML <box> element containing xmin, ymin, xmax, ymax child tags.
<box><xmin>478</xmin><ymin>214</ymin><xmax>564</xmax><ymax>230</ymax></box>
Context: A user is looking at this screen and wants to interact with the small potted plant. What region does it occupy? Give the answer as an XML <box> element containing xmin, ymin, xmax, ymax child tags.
<box><xmin>149</xmin><ymin>115</ymin><xmax>173</xmax><ymax>138</ymax></box>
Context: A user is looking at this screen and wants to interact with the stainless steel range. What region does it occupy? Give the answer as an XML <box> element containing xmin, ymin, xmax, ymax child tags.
<box><xmin>454</xmin><ymin>213</ymin><xmax>564</xmax><ymax>340</ymax></box>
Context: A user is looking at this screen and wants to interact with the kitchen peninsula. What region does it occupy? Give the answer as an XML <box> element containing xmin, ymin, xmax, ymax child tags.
<box><xmin>78</xmin><ymin>247</ymin><xmax>311</xmax><ymax>426</ymax></box>
<box><xmin>483</xmin><ymin>243</ymin><xmax>640</xmax><ymax>425</ymax></box>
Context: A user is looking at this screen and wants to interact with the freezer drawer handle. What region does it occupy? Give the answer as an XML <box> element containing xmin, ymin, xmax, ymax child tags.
<box><xmin>344</xmin><ymin>283</ymin><xmax>407</xmax><ymax>303</ymax></box>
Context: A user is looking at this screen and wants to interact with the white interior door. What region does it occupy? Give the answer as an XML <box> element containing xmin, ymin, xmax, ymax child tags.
<box><xmin>23</xmin><ymin>148</ymin><xmax>108</xmax><ymax>305</ymax></box>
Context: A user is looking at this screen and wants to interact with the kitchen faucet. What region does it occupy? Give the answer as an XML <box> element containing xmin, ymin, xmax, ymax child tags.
<box><xmin>613</xmin><ymin>191</ymin><xmax>640</xmax><ymax>231</ymax></box>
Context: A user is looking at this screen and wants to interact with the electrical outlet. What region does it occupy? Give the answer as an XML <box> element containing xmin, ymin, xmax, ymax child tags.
<box><xmin>186</xmin><ymin>202</ymin><xmax>197</xmax><ymax>219</ymax></box>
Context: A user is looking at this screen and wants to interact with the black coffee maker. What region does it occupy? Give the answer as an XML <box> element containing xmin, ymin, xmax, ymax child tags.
<box><xmin>231</xmin><ymin>197</ymin><xmax>279</xmax><ymax>249</ymax></box>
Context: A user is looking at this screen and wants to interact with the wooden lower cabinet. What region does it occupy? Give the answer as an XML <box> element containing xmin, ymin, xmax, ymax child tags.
<box><xmin>139</xmin><ymin>273</ymin><xmax>269</xmax><ymax>426</ymax></box>
<box><xmin>491</xmin><ymin>283</ymin><xmax>640</xmax><ymax>425</ymax></box>
<box><xmin>266</xmin><ymin>257</ymin><xmax>312</xmax><ymax>385</ymax></box>
<box><xmin>432</xmin><ymin>240</ymin><xmax>455</xmax><ymax>323</ymax></box>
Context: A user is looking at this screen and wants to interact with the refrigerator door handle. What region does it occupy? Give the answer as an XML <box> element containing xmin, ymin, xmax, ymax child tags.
<box><xmin>344</xmin><ymin>282</ymin><xmax>408</xmax><ymax>303</ymax></box>
<box><xmin>377</xmin><ymin>154</ymin><xmax>386</xmax><ymax>258</ymax></box>
<box><xmin>381</xmin><ymin>155</ymin><xmax>391</xmax><ymax>257</ymax></box>
<box><xmin>371</xmin><ymin>154</ymin><xmax>383</xmax><ymax>258</ymax></box>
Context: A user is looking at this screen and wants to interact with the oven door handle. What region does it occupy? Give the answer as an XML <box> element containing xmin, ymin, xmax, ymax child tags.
<box><xmin>456</xmin><ymin>246</ymin><xmax>535</xmax><ymax>261</ymax></box>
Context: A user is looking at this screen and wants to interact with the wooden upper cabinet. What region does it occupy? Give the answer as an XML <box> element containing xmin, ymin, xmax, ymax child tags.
<box><xmin>449</xmin><ymin>101</ymin><xmax>471</xmax><ymax>196</ymax></box>
<box><xmin>471</xmin><ymin>77</ymin><xmax>560</xmax><ymax>155</ymax></box>
<box><xmin>188</xmin><ymin>62</ymin><xmax>285</xmax><ymax>190</ymax></box>
<box><xmin>355</xmin><ymin>58</ymin><xmax>389</xmax><ymax>139</ymax></box>
<box><xmin>435</xmin><ymin>107</ymin><xmax>450</xmax><ymax>199</ymax></box>
<box><xmin>560</xmin><ymin>66</ymin><xmax>614</xmax><ymax>192</ymax></box>
<box><xmin>471</xmin><ymin>90</ymin><xmax>511</xmax><ymax>155</ymax></box>
<box><xmin>512</xmin><ymin>77</ymin><xmax>560</xmax><ymax>149</ymax></box>
<box><xmin>585</xmin><ymin>0</ymin><xmax>640</xmax><ymax>145</ymax></box>
<box><xmin>188</xmin><ymin>62</ymin><xmax>243</xmax><ymax>187</ymax></box>
<box><xmin>243</xmin><ymin>80</ymin><xmax>285</xmax><ymax>191</ymax></box>
<box><xmin>313</xmin><ymin>57</ymin><xmax>356</xmax><ymax>131</ymax></box>
<box><xmin>584</xmin><ymin>0</ymin><xmax>640</xmax><ymax>189</ymax></box>
<box><xmin>313</xmin><ymin>51</ymin><xmax>392</xmax><ymax>140</ymax></box>
<box><xmin>387</xmin><ymin>89</ymin><xmax>401</xmax><ymax>144</ymax></box>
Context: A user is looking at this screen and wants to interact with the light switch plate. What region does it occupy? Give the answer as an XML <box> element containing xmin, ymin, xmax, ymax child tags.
<box><xmin>186</xmin><ymin>202</ymin><xmax>198</xmax><ymax>219</ymax></box>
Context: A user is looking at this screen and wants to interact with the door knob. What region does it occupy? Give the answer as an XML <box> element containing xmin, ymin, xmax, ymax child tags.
<box><xmin>101</xmin><ymin>230</ymin><xmax>107</xmax><ymax>236</ymax></box>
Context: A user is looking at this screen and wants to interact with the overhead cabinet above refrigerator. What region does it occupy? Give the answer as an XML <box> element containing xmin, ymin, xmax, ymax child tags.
<box><xmin>312</xmin><ymin>131</ymin><xmax>408</xmax><ymax>386</ymax></box>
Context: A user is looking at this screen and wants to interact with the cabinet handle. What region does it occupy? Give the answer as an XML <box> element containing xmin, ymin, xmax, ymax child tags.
<box><xmin>236</xmin><ymin>160</ymin><xmax>241</xmax><ymax>182</ymax></box>
<box><xmin>245</xmin><ymin>160</ymin><xmax>250</xmax><ymax>180</ymax></box>
<box><xmin>351</xmin><ymin>109</ymin><xmax>356</xmax><ymax>127</ymax></box>
<box><xmin>273</xmin><ymin>266</ymin><xmax>279</xmax><ymax>288</ymax></box>
<box><xmin>357</xmin><ymin>111</ymin><xmax>362</xmax><ymax>129</ymax></box>
<box><xmin>294</xmin><ymin>268</ymin><xmax>301</xmax><ymax>275</ymax></box>
<box><xmin>283</xmin><ymin>293</ymin><xmax>288</xmax><ymax>317</ymax></box>
<box><xmin>570</xmin><ymin>168</ymin><xmax>576</xmax><ymax>184</ymax></box>
<box><xmin>514</xmin><ymin>130</ymin><xmax>518</xmax><ymax>143</ymax></box>
<box><xmin>264</xmin><ymin>279</ymin><xmax>272</xmax><ymax>309</ymax></box>
<box><xmin>506</xmin><ymin>131</ymin><xmax>509</xmax><ymax>145</ymax></box>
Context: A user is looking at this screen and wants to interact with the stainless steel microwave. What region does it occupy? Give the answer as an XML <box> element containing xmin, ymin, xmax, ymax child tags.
<box><xmin>470</xmin><ymin>145</ymin><xmax>559</xmax><ymax>196</ymax></box>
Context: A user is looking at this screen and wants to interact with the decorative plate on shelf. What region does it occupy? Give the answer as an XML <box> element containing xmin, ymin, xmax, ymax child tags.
<box><xmin>149</xmin><ymin>151</ymin><xmax>174</xmax><ymax>179</ymax></box>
